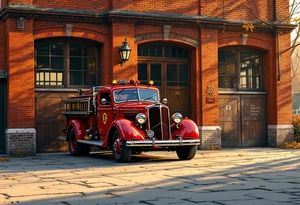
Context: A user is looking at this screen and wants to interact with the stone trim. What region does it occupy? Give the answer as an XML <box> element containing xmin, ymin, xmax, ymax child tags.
<box><xmin>135</xmin><ymin>32</ymin><xmax>199</xmax><ymax>47</ymax></box>
<box><xmin>163</xmin><ymin>25</ymin><xmax>171</xmax><ymax>40</ymax></box>
<box><xmin>219</xmin><ymin>91</ymin><xmax>267</xmax><ymax>95</ymax></box>
<box><xmin>5</xmin><ymin>128</ymin><xmax>36</xmax><ymax>134</ymax></box>
<box><xmin>198</xmin><ymin>126</ymin><xmax>222</xmax><ymax>149</ymax></box>
<box><xmin>268</xmin><ymin>125</ymin><xmax>293</xmax><ymax>129</ymax></box>
<box><xmin>5</xmin><ymin>128</ymin><xmax>36</xmax><ymax>155</ymax></box>
<box><xmin>268</xmin><ymin>125</ymin><xmax>294</xmax><ymax>147</ymax></box>
<box><xmin>199</xmin><ymin>126</ymin><xmax>222</xmax><ymax>131</ymax></box>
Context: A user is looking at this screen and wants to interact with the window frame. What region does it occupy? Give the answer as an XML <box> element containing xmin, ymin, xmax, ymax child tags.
<box><xmin>218</xmin><ymin>47</ymin><xmax>263</xmax><ymax>91</ymax></box>
<box><xmin>35</xmin><ymin>38</ymin><xmax>101</xmax><ymax>89</ymax></box>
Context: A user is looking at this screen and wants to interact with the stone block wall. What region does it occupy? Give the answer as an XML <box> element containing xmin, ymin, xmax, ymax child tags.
<box><xmin>268</xmin><ymin>125</ymin><xmax>294</xmax><ymax>147</ymax></box>
<box><xmin>5</xmin><ymin>128</ymin><xmax>36</xmax><ymax>155</ymax></box>
<box><xmin>199</xmin><ymin>126</ymin><xmax>222</xmax><ymax>149</ymax></box>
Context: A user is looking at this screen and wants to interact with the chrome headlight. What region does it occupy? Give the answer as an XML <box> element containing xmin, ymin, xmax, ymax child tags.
<box><xmin>172</xmin><ymin>112</ymin><xmax>183</xmax><ymax>124</ymax></box>
<box><xmin>136</xmin><ymin>113</ymin><xmax>147</xmax><ymax>124</ymax></box>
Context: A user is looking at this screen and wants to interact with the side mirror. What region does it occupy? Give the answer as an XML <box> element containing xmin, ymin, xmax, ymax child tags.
<box><xmin>101</xmin><ymin>98</ymin><xmax>110</xmax><ymax>105</ymax></box>
<box><xmin>162</xmin><ymin>98</ymin><xmax>168</xmax><ymax>104</ymax></box>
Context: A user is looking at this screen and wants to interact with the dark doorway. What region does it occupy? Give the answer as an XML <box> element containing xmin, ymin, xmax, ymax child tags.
<box><xmin>0</xmin><ymin>79</ymin><xmax>7</xmax><ymax>153</ymax></box>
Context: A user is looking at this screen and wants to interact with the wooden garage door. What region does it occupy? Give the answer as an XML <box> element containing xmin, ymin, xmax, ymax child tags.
<box><xmin>35</xmin><ymin>92</ymin><xmax>73</xmax><ymax>152</ymax></box>
<box><xmin>219</xmin><ymin>95</ymin><xmax>240</xmax><ymax>147</ymax></box>
<box><xmin>241</xmin><ymin>95</ymin><xmax>267</xmax><ymax>146</ymax></box>
<box><xmin>219</xmin><ymin>94</ymin><xmax>267</xmax><ymax>147</ymax></box>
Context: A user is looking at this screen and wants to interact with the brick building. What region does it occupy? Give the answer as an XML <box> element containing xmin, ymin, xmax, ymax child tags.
<box><xmin>0</xmin><ymin>0</ymin><xmax>295</xmax><ymax>154</ymax></box>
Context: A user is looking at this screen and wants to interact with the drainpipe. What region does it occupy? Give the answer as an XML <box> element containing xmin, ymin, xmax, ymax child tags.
<box><xmin>275</xmin><ymin>0</ymin><xmax>281</xmax><ymax>81</ymax></box>
<box><xmin>277</xmin><ymin>32</ymin><xmax>281</xmax><ymax>81</ymax></box>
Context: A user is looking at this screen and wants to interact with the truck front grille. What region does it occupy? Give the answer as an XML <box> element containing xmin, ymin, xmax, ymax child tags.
<box><xmin>148</xmin><ymin>105</ymin><xmax>170</xmax><ymax>140</ymax></box>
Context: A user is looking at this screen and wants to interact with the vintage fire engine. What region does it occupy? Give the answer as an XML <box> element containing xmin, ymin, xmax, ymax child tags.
<box><xmin>60</xmin><ymin>79</ymin><xmax>200</xmax><ymax>162</ymax></box>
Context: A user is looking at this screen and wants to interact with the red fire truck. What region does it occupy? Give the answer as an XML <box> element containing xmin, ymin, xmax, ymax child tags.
<box><xmin>59</xmin><ymin>79</ymin><xmax>200</xmax><ymax>162</ymax></box>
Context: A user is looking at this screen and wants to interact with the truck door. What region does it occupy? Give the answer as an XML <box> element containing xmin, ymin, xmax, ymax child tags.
<box><xmin>97</xmin><ymin>91</ymin><xmax>114</xmax><ymax>141</ymax></box>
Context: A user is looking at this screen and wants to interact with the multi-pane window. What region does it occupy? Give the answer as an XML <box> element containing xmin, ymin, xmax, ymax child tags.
<box><xmin>138</xmin><ymin>44</ymin><xmax>190</xmax><ymax>87</ymax></box>
<box><xmin>138</xmin><ymin>63</ymin><xmax>162</xmax><ymax>86</ymax></box>
<box><xmin>218</xmin><ymin>48</ymin><xmax>262</xmax><ymax>90</ymax></box>
<box><xmin>166</xmin><ymin>64</ymin><xmax>189</xmax><ymax>86</ymax></box>
<box><xmin>35</xmin><ymin>39</ymin><xmax>99</xmax><ymax>88</ymax></box>
<box><xmin>36</xmin><ymin>41</ymin><xmax>64</xmax><ymax>86</ymax></box>
<box><xmin>138</xmin><ymin>44</ymin><xmax>189</xmax><ymax>59</ymax></box>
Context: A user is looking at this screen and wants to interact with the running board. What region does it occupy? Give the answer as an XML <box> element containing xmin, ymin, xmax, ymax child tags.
<box><xmin>58</xmin><ymin>136</ymin><xmax>66</xmax><ymax>141</ymax></box>
<box><xmin>77</xmin><ymin>140</ymin><xmax>104</xmax><ymax>146</ymax></box>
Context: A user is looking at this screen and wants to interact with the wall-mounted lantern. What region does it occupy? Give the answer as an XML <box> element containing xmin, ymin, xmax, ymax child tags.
<box><xmin>17</xmin><ymin>17</ymin><xmax>25</xmax><ymax>31</ymax></box>
<box><xmin>118</xmin><ymin>38</ymin><xmax>131</xmax><ymax>66</ymax></box>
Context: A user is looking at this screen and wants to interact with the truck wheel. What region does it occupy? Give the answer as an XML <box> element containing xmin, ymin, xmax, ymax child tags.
<box><xmin>176</xmin><ymin>145</ymin><xmax>197</xmax><ymax>160</ymax></box>
<box><xmin>112</xmin><ymin>130</ymin><xmax>131</xmax><ymax>162</ymax></box>
<box><xmin>82</xmin><ymin>145</ymin><xmax>91</xmax><ymax>156</ymax></box>
<box><xmin>68</xmin><ymin>128</ymin><xmax>83</xmax><ymax>156</ymax></box>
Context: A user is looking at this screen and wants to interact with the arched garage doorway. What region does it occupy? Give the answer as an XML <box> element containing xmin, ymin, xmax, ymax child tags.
<box><xmin>218</xmin><ymin>47</ymin><xmax>267</xmax><ymax>147</ymax></box>
<box><xmin>138</xmin><ymin>43</ymin><xmax>191</xmax><ymax>117</ymax></box>
<box><xmin>34</xmin><ymin>38</ymin><xmax>101</xmax><ymax>152</ymax></box>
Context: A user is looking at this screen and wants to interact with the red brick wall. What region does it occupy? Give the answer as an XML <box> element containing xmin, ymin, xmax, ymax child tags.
<box><xmin>276</xmin><ymin>0</ymin><xmax>290</xmax><ymax>23</ymax></box>
<box><xmin>33</xmin><ymin>0</ymin><xmax>110</xmax><ymax>11</ymax></box>
<box><xmin>4</xmin><ymin>0</ymin><xmax>282</xmax><ymax>25</ymax></box>
<box><xmin>8</xmin><ymin>0</ymin><xmax>32</xmax><ymax>3</ymax></box>
<box><xmin>6</xmin><ymin>18</ymin><xmax>35</xmax><ymax>128</ymax></box>
<box><xmin>200</xmin><ymin>28</ymin><xmax>219</xmax><ymax>126</ymax></box>
<box><xmin>191</xmin><ymin>47</ymin><xmax>201</xmax><ymax>125</ymax></box>
<box><xmin>276</xmin><ymin>33</ymin><xmax>292</xmax><ymax>125</ymax></box>
<box><xmin>5</xmin><ymin>0</ymin><xmax>281</xmax><ymax>26</ymax></box>
<box><xmin>111</xmin><ymin>22</ymin><xmax>136</xmax><ymax>81</ymax></box>
<box><xmin>200</xmin><ymin>0</ymin><xmax>274</xmax><ymax>22</ymax></box>
<box><xmin>33</xmin><ymin>21</ymin><xmax>109</xmax><ymax>42</ymax></box>
<box><xmin>133</xmin><ymin>0</ymin><xmax>199</xmax><ymax>15</ymax></box>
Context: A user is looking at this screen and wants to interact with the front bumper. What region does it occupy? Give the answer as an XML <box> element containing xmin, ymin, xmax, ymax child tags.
<box><xmin>126</xmin><ymin>139</ymin><xmax>200</xmax><ymax>147</ymax></box>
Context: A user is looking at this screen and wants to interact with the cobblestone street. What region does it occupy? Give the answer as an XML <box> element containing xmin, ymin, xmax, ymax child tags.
<box><xmin>1</xmin><ymin>148</ymin><xmax>300</xmax><ymax>205</ymax></box>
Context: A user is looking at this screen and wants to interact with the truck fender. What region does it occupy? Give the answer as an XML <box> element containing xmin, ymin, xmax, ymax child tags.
<box><xmin>109</xmin><ymin>119</ymin><xmax>146</xmax><ymax>141</ymax></box>
<box><xmin>171</xmin><ymin>118</ymin><xmax>200</xmax><ymax>140</ymax></box>
<box><xmin>67</xmin><ymin>120</ymin><xmax>89</xmax><ymax>141</ymax></box>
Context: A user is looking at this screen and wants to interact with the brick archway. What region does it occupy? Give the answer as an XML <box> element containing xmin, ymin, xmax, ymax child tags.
<box><xmin>135</xmin><ymin>32</ymin><xmax>199</xmax><ymax>47</ymax></box>
<box><xmin>34</xmin><ymin>27</ymin><xmax>107</xmax><ymax>43</ymax></box>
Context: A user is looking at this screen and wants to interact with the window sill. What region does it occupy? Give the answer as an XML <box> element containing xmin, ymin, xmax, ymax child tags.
<box><xmin>218</xmin><ymin>90</ymin><xmax>267</xmax><ymax>95</ymax></box>
<box><xmin>35</xmin><ymin>88</ymin><xmax>78</xmax><ymax>92</ymax></box>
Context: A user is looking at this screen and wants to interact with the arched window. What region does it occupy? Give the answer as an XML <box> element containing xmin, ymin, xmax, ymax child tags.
<box><xmin>138</xmin><ymin>43</ymin><xmax>190</xmax><ymax>86</ymax></box>
<box><xmin>218</xmin><ymin>48</ymin><xmax>263</xmax><ymax>90</ymax></box>
<box><xmin>35</xmin><ymin>38</ymin><xmax>100</xmax><ymax>88</ymax></box>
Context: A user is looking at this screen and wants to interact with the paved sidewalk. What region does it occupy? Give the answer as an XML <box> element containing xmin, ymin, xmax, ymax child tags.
<box><xmin>1</xmin><ymin>148</ymin><xmax>300</xmax><ymax>205</ymax></box>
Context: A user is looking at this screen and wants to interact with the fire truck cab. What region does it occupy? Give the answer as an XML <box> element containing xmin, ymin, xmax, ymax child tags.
<box><xmin>60</xmin><ymin>79</ymin><xmax>200</xmax><ymax>162</ymax></box>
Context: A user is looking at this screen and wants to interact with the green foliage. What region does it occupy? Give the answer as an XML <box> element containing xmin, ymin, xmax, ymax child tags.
<box><xmin>293</xmin><ymin>115</ymin><xmax>300</xmax><ymax>142</ymax></box>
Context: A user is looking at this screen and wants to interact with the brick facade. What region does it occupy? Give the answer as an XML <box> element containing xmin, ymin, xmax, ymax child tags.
<box><xmin>0</xmin><ymin>0</ymin><xmax>295</xmax><ymax>153</ymax></box>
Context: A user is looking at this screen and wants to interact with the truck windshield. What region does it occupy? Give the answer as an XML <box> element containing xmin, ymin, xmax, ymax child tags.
<box><xmin>114</xmin><ymin>89</ymin><xmax>159</xmax><ymax>103</ymax></box>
